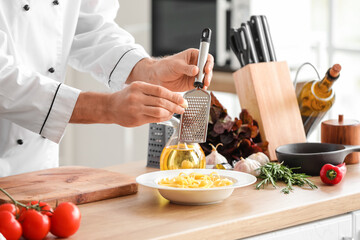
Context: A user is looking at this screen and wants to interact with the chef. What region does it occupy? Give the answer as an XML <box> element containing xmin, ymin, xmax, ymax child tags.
<box><xmin>0</xmin><ymin>1</ymin><xmax>214</xmax><ymax>177</ymax></box>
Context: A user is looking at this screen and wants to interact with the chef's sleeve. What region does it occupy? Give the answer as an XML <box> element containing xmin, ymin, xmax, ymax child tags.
<box><xmin>0</xmin><ymin>30</ymin><xmax>80</xmax><ymax>144</ymax></box>
<box><xmin>68</xmin><ymin>0</ymin><xmax>150</xmax><ymax>91</ymax></box>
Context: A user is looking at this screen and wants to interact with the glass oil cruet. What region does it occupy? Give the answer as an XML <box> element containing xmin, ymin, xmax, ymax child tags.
<box><xmin>159</xmin><ymin>116</ymin><xmax>206</xmax><ymax>170</ymax></box>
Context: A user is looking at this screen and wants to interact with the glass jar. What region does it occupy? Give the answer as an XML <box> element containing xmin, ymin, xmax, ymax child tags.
<box><xmin>159</xmin><ymin>117</ymin><xmax>206</xmax><ymax>170</ymax></box>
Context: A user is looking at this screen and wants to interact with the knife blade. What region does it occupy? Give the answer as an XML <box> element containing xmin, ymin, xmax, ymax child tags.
<box><xmin>249</xmin><ymin>15</ymin><xmax>270</xmax><ymax>62</ymax></box>
<box><xmin>260</xmin><ymin>15</ymin><xmax>276</xmax><ymax>61</ymax></box>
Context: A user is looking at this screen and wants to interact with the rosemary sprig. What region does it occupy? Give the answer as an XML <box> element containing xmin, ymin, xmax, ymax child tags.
<box><xmin>255</xmin><ymin>162</ymin><xmax>318</xmax><ymax>194</ymax></box>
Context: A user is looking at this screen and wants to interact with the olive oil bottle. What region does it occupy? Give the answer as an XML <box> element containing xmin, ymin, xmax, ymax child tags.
<box><xmin>158</xmin><ymin>116</ymin><xmax>206</xmax><ymax>170</ymax></box>
<box><xmin>297</xmin><ymin>64</ymin><xmax>341</xmax><ymax>136</ymax></box>
<box><xmin>160</xmin><ymin>143</ymin><xmax>206</xmax><ymax>170</ymax></box>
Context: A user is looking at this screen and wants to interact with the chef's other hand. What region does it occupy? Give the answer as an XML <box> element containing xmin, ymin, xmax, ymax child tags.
<box><xmin>127</xmin><ymin>48</ymin><xmax>214</xmax><ymax>91</ymax></box>
<box><xmin>70</xmin><ymin>82</ymin><xmax>187</xmax><ymax>127</ymax></box>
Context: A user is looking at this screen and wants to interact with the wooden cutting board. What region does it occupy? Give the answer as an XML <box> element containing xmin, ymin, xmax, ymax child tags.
<box><xmin>0</xmin><ymin>166</ymin><xmax>138</xmax><ymax>207</ymax></box>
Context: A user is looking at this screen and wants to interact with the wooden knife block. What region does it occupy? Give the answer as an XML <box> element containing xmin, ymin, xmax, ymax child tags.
<box><xmin>233</xmin><ymin>61</ymin><xmax>306</xmax><ymax>160</ymax></box>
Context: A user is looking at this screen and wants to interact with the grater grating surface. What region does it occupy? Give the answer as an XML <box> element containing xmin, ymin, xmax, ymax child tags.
<box><xmin>179</xmin><ymin>89</ymin><xmax>211</xmax><ymax>143</ymax></box>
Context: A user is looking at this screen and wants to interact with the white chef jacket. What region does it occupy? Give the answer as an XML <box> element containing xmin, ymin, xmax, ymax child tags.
<box><xmin>0</xmin><ymin>0</ymin><xmax>149</xmax><ymax>177</ymax></box>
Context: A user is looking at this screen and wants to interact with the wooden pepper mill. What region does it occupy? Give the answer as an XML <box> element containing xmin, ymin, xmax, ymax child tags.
<box><xmin>321</xmin><ymin>114</ymin><xmax>360</xmax><ymax>164</ymax></box>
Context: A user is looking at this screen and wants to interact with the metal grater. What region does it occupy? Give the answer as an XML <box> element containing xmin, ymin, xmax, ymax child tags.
<box><xmin>179</xmin><ymin>28</ymin><xmax>212</xmax><ymax>143</ymax></box>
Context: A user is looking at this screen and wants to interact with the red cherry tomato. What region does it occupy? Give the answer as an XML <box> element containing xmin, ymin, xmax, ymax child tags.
<box><xmin>0</xmin><ymin>203</ymin><xmax>19</xmax><ymax>216</ymax></box>
<box><xmin>50</xmin><ymin>202</ymin><xmax>81</xmax><ymax>238</ymax></box>
<box><xmin>20</xmin><ymin>209</ymin><xmax>50</xmax><ymax>240</ymax></box>
<box><xmin>28</xmin><ymin>201</ymin><xmax>53</xmax><ymax>217</ymax></box>
<box><xmin>18</xmin><ymin>201</ymin><xmax>53</xmax><ymax>220</ymax></box>
<box><xmin>0</xmin><ymin>211</ymin><xmax>22</xmax><ymax>240</ymax></box>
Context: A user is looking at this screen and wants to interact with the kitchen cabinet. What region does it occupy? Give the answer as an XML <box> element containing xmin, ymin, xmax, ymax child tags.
<box><xmin>244</xmin><ymin>209</ymin><xmax>360</xmax><ymax>240</ymax></box>
<box><xmin>244</xmin><ymin>211</ymin><xmax>360</xmax><ymax>240</ymax></box>
<box><xmin>244</xmin><ymin>213</ymin><xmax>352</xmax><ymax>240</ymax></box>
<box><xmin>353</xmin><ymin>210</ymin><xmax>360</xmax><ymax>239</ymax></box>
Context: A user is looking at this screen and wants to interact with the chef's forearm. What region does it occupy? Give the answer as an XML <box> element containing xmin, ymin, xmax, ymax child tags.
<box><xmin>69</xmin><ymin>92</ymin><xmax>112</xmax><ymax>124</ymax></box>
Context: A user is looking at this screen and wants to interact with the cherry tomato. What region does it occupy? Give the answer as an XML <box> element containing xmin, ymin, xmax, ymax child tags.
<box><xmin>50</xmin><ymin>202</ymin><xmax>81</xmax><ymax>238</ymax></box>
<box><xmin>0</xmin><ymin>203</ymin><xmax>19</xmax><ymax>216</ymax></box>
<box><xmin>28</xmin><ymin>201</ymin><xmax>53</xmax><ymax>217</ymax></box>
<box><xmin>0</xmin><ymin>211</ymin><xmax>22</xmax><ymax>240</ymax></box>
<box><xmin>18</xmin><ymin>201</ymin><xmax>53</xmax><ymax>220</ymax></box>
<box><xmin>20</xmin><ymin>209</ymin><xmax>50</xmax><ymax>240</ymax></box>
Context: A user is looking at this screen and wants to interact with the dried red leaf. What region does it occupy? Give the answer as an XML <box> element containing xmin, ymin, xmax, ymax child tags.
<box><xmin>210</xmin><ymin>92</ymin><xmax>225</xmax><ymax>109</ymax></box>
<box><xmin>200</xmin><ymin>92</ymin><xmax>268</xmax><ymax>165</ymax></box>
<box><xmin>232</xmin><ymin>119</ymin><xmax>242</xmax><ymax>131</ymax></box>
<box><xmin>240</xmin><ymin>109</ymin><xmax>253</xmax><ymax>124</ymax></box>
<box><xmin>249</xmin><ymin>124</ymin><xmax>259</xmax><ymax>138</ymax></box>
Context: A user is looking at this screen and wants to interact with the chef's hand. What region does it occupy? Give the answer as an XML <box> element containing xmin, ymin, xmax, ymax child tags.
<box><xmin>108</xmin><ymin>82</ymin><xmax>187</xmax><ymax>126</ymax></box>
<box><xmin>126</xmin><ymin>48</ymin><xmax>214</xmax><ymax>91</ymax></box>
<box><xmin>70</xmin><ymin>82</ymin><xmax>187</xmax><ymax>127</ymax></box>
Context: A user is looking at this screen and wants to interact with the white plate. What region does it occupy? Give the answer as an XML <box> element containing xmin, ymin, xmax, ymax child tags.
<box><xmin>136</xmin><ymin>169</ymin><xmax>257</xmax><ymax>205</ymax></box>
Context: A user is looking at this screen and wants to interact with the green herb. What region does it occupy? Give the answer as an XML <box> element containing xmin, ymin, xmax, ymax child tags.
<box><xmin>255</xmin><ymin>162</ymin><xmax>318</xmax><ymax>194</ymax></box>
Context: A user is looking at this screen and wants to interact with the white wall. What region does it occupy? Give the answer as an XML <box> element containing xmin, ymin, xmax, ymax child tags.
<box><xmin>59</xmin><ymin>0</ymin><xmax>152</xmax><ymax>168</ymax></box>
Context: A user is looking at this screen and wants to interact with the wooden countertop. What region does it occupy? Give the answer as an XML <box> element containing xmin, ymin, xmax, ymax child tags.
<box><xmin>72</xmin><ymin>161</ymin><xmax>360</xmax><ymax>240</ymax></box>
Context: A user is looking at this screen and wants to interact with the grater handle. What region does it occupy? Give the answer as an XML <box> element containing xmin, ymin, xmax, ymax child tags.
<box><xmin>194</xmin><ymin>28</ymin><xmax>211</xmax><ymax>89</ymax></box>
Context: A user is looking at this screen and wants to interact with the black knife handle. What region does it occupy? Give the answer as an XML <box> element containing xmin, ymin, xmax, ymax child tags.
<box><xmin>229</xmin><ymin>28</ymin><xmax>244</xmax><ymax>67</ymax></box>
<box><xmin>249</xmin><ymin>15</ymin><xmax>270</xmax><ymax>62</ymax></box>
<box><xmin>237</xmin><ymin>26</ymin><xmax>252</xmax><ymax>66</ymax></box>
<box><xmin>260</xmin><ymin>15</ymin><xmax>276</xmax><ymax>61</ymax></box>
<box><xmin>242</xmin><ymin>22</ymin><xmax>258</xmax><ymax>63</ymax></box>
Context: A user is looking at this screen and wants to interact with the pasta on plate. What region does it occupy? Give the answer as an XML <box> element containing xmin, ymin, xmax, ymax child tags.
<box><xmin>158</xmin><ymin>172</ymin><xmax>234</xmax><ymax>188</ymax></box>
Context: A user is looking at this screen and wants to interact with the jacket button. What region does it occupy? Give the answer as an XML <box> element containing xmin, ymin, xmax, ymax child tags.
<box><xmin>23</xmin><ymin>5</ymin><xmax>30</xmax><ymax>11</ymax></box>
<box><xmin>17</xmin><ymin>139</ymin><xmax>24</xmax><ymax>145</ymax></box>
<box><xmin>48</xmin><ymin>67</ymin><xmax>55</xmax><ymax>73</ymax></box>
<box><xmin>53</xmin><ymin>0</ymin><xmax>59</xmax><ymax>5</ymax></box>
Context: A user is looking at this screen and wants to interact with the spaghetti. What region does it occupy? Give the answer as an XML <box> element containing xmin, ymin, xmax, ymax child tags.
<box><xmin>158</xmin><ymin>172</ymin><xmax>234</xmax><ymax>188</ymax></box>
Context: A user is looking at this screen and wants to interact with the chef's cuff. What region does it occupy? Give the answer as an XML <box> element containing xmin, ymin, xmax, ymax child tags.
<box><xmin>108</xmin><ymin>46</ymin><xmax>150</xmax><ymax>91</ymax></box>
<box><xmin>40</xmin><ymin>84</ymin><xmax>81</xmax><ymax>143</ymax></box>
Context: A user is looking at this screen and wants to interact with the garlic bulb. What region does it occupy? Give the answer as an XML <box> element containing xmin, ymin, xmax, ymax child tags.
<box><xmin>206</xmin><ymin>143</ymin><xmax>228</xmax><ymax>165</ymax></box>
<box><xmin>248</xmin><ymin>152</ymin><xmax>270</xmax><ymax>166</ymax></box>
<box><xmin>233</xmin><ymin>157</ymin><xmax>261</xmax><ymax>177</ymax></box>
